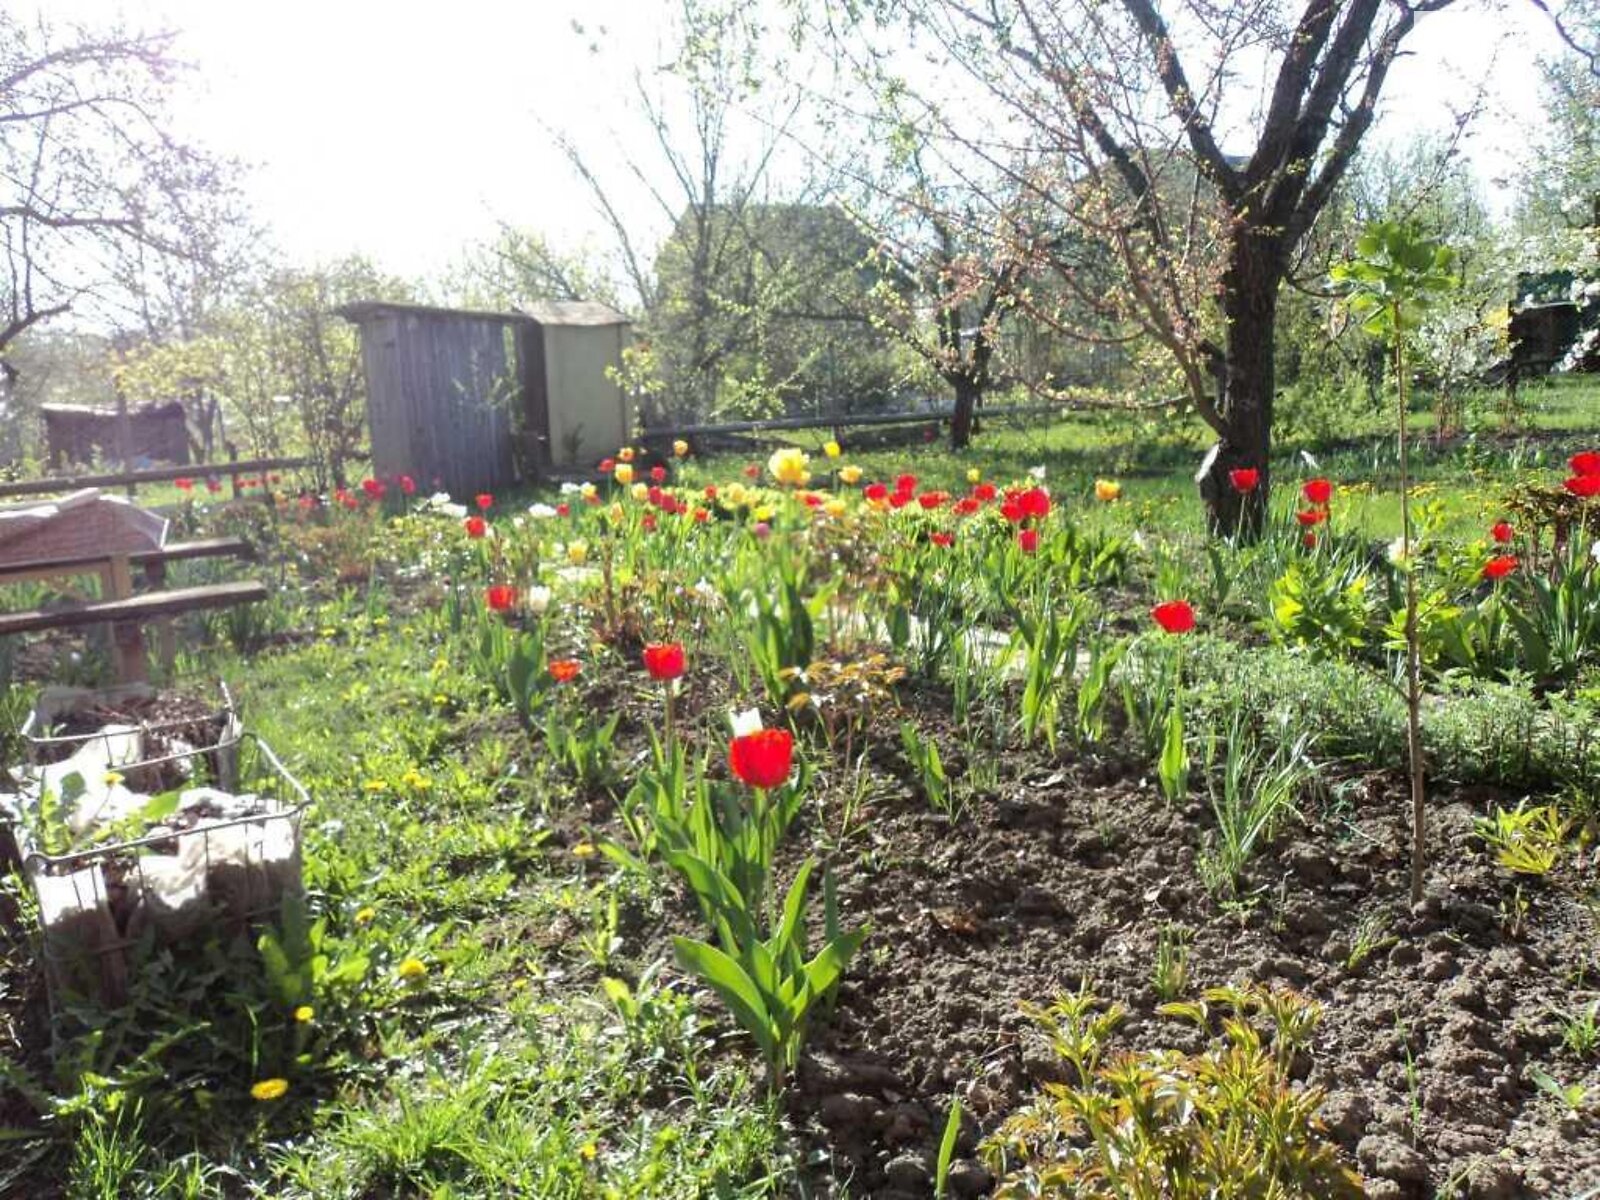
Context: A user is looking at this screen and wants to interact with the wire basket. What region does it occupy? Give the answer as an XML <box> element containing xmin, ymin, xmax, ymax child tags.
<box><xmin>9</xmin><ymin>733</ymin><xmax>308</xmax><ymax>1014</ymax></box>
<box><xmin>19</xmin><ymin>682</ymin><xmax>242</xmax><ymax>790</ymax></box>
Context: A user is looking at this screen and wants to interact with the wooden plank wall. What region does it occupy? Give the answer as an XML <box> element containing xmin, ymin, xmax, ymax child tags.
<box><xmin>364</xmin><ymin>312</ymin><xmax>522</xmax><ymax>499</ymax></box>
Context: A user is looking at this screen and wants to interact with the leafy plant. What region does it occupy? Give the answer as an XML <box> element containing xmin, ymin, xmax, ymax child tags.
<box><xmin>1528</xmin><ymin>1064</ymin><xmax>1589</xmax><ymax>1113</ymax></box>
<box><xmin>934</xmin><ymin>1096</ymin><xmax>964</xmax><ymax>1200</ymax></box>
<box><xmin>900</xmin><ymin>719</ymin><xmax>958</xmax><ymax>822</ymax></box>
<box><xmin>1198</xmin><ymin>708</ymin><xmax>1314</xmax><ymax>896</ymax></box>
<box><xmin>1556</xmin><ymin>1000</ymin><xmax>1600</xmax><ymax>1059</ymax></box>
<box><xmin>986</xmin><ymin>984</ymin><xmax>1363</xmax><ymax>1198</ymax></box>
<box><xmin>1266</xmin><ymin>555</ymin><xmax>1377</xmax><ymax>659</ymax></box>
<box><xmin>1475</xmin><ymin>801</ymin><xmax>1568</xmax><ymax>875</ymax></box>
<box><xmin>1151</xmin><ymin>924</ymin><xmax>1191</xmax><ymax>1002</ymax></box>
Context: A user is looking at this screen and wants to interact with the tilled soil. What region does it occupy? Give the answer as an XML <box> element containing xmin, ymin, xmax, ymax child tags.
<box><xmin>781</xmin><ymin>754</ymin><xmax>1600</xmax><ymax>1199</ymax></box>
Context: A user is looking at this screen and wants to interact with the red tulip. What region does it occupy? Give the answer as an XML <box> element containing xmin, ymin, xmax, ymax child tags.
<box><xmin>556</xmin><ymin>502</ymin><xmax>570</xmax><ymax>517</ymax></box>
<box><xmin>1570</xmin><ymin>450</ymin><xmax>1600</xmax><ymax>477</ymax></box>
<box><xmin>895</xmin><ymin>473</ymin><xmax>918</xmax><ymax>494</ymax></box>
<box><xmin>476</xmin><ymin>493</ymin><xmax>494</xmax><ymax>510</ymax></box>
<box><xmin>1017</xmin><ymin>528</ymin><xmax>1040</xmax><ymax>553</ymax></box>
<box><xmin>1483</xmin><ymin>555</ymin><xmax>1519</xmax><ymax>580</ymax></box>
<box><xmin>728</xmin><ymin>728</ymin><xmax>794</xmax><ymax>789</ymax></box>
<box><xmin>953</xmin><ymin>497</ymin><xmax>980</xmax><ymax>517</ymax></box>
<box><xmin>174</xmin><ymin>478</ymin><xmax>193</xmax><ymax>491</ymax></box>
<box><xmin>464</xmin><ymin>516</ymin><xmax>487</xmax><ymax>538</ymax></box>
<box><xmin>1302</xmin><ymin>532</ymin><xmax>1317</xmax><ymax>549</ymax></box>
<box><xmin>485</xmin><ymin>585</ymin><xmax>517</xmax><ymax>612</ymax></box>
<box><xmin>642</xmin><ymin>642</ymin><xmax>686</xmax><ymax>681</ymax></box>
<box><xmin>1566</xmin><ymin>475</ymin><xmax>1600</xmax><ymax>498</ymax></box>
<box><xmin>889</xmin><ymin>493</ymin><xmax>911</xmax><ymax>509</ymax></box>
<box><xmin>704</xmin><ymin>485</ymin><xmax>718</xmax><ymax>500</ymax></box>
<box><xmin>1019</xmin><ymin>487</ymin><xmax>1051</xmax><ymax>519</ymax></box>
<box><xmin>743</xmin><ymin>464</ymin><xmax>761</xmax><ymax>479</ymax></box>
<box><xmin>918</xmin><ymin>490</ymin><xmax>949</xmax><ymax>510</ymax></box>
<box><xmin>1000</xmin><ymin>500</ymin><xmax>1025</xmax><ymax>524</ymax></box>
<box><xmin>1295</xmin><ymin>509</ymin><xmax>1327</xmax><ymax>527</ymax></box>
<box><xmin>1491</xmin><ymin>521</ymin><xmax>1514</xmax><ymax>544</ymax></box>
<box><xmin>650</xmin><ymin>465</ymin><xmax>667</xmax><ymax>483</ymax></box>
<box><xmin>1228</xmin><ymin>468</ymin><xmax>1260</xmax><ymax>494</ymax></box>
<box><xmin>1302</xmin><ymin>478</ymin><xmax>1332</xmax><ymax>506</ymax></box>
<box><xmin>399</xmin><ymin>474</ymin><xmax>416</xmax><ymax>495</ymax></box>
<box><xmin>548</xmin><ymin>659</ymin><xmax>581</xmax><ymax>683</ymax></box>
<box><xmin>206</xmin><ymin>478</ymin><xmax>222</xmax><ymax>493</ymax></box>
<box><xmin>930</xmin><ymin>531</ymin><xmax>955</xmax><ymax>547</ymax></box>
<box><xmin>864</xmin><ymin>482</ymin><xmax>888</xmax><ymax>502</ymax></box>
<box><xmin>641</xmin><ymin>513</ymin><xmax>658</xmax><ymax>532</ymax></box>
<box><xmin>362</xmin><ymin>478</ymin><xmax>385</xmax><ymax>499</ymax></box>
<box><xmin>972</xmin><ymin>482</ymin><xmax>997</xmax><ymax>502</ymax></box>
<box><xmin>1151</xmin><ymin>600</ymin><xmax>1196</xmax><ymax>634</ymax></box>
<box><xmin>693</xmin><ymin>508</ymin><xmax>710</xmax><ymax>523</ymax></box>
<box><xmin>297</xmin><ymin>494</ymin><xmax>316</xmax><ymax>511</ymax></box>
<box><xmin>599</xmin><ymin>458</ymin><xmax>615</xmax><ymax>474</ymax></box>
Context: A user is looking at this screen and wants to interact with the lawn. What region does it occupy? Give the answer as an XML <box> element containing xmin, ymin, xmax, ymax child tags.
<box><xmin>2</xmin><ymin>383</ymin><xmax>1599</xmax><ymax>1199</ymax></box>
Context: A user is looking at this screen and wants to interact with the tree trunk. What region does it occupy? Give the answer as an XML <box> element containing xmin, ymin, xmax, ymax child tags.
<box><xmin>949</xmin><ymin>377</ymin><xmax>979</xmax><ymax>450</ymax></box>
<box><xmin>1199</xmin><ymin>234</ymin><xmax>1283</xmax><ymax>539</ymax></box>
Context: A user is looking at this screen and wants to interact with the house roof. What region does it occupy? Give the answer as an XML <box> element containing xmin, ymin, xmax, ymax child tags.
<box><xmin>336</xmin><ymin>299</ymin><xmax>632</xmax><ymax>328</ymax></box>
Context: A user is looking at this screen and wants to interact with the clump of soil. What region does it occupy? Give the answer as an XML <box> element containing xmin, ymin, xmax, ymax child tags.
<box><xmin>783</xmin><ymin>756</ymin><xmax>1600</xmax><ymax>1199</ymax></box>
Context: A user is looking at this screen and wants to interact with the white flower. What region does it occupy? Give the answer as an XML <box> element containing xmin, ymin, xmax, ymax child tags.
<box><xmin>527</xmin><ymin>503</ymin><xmax>558</xmax><ymax>519</ymax></box>
<box><xmin>423</xmin><ymin>492</ymin><xmax>467</xmax><ymax>518</ymax></box>
<box><xmin>526</xmin><ymin>585</ymin><xmax>552</xmax><ymax>615</ymax></box>
<box><xmin>559</xmin><ymin>481</ymin><xmax>582</xmax><ymax>495</ymax></box>
<box><xmin>1299</xmin><ymin>450</ymin><xmax>1321</xmax><ymax>471</ymax></box>
<box><xmin>1131</xmin><ymin>530</ymin><xmax>1148</xmax><ymax>551</ymax></box>
<box><xmin>690</xmin><ymin>578</ymin><xmax>719</xmax><ymax>606</ymax></box>
<box><xmin>1028</xmin><ymin>465</ymin><xmax>1047</xmax><ymax>481</ymax></box>
<box><xmin>730</xmin><ymin>708</ymin><xmax>763</xmax><ymax>737</ymax></box>
<box><xmin>1387</xmin><ymin>536</ymin><xmax>1410</xmax><ymax>566</ymax></box>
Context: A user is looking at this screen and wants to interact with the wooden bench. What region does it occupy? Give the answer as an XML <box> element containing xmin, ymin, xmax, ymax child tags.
<box><xmin>0</xmin><ymin>580</ymin><xmax>269</xmax><ymax>683</ymax></box>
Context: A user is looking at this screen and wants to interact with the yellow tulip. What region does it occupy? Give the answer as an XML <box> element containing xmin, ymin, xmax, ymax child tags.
<box><xmin>823</xmin><ymin>440</ymin><xmax>841</xmax><ymax>459</ymax></box>
<box><xmin>967</xmin><ymin>468</ymin><xmax>982</xmax><ymax>484</ymax></box>
<box><xmin>567</xmin><ymin>541</ymin><xmax>589</xmax><ymax>565</ymax></box>
<box><xmin>580</xmin><ymin>482</ymin><xmax>597</xmax><ymax>500</ymax></box>
<box><xmin>608</xmin><ymin>502</ymin><xmax>625</xmax><ymax>522</ymax></box>
<box><xmin>614</xmin><ymin>463</ymin><xmax>634</xmax><ymax>485</ymax></box>
<box><xmin>838</xmin><ymin>465</ymin><xmax>862</xmax><ymax>485</ymax></box>
<box><xmin>631</xmin><ymin>482</ymin><xmax>649</xmax><ymax>501</ymax></box>
<box><xmin>753</xmin><ymin>504</ymin><xmax>774</xmax><ymax>521</ymax></box>
<box><xmin>767</xmin><ymin>446</ymin><xmax>811</xmax><ymax>487</ymax></box>
<box><xmin>618</xmin><ymin>447</ymin><xmax>635</xmax><ymax>463</ymax></box>
<box><xmin>823</xmin><ymin>498</ymin><xmax>848</xmax><ymax>518</ymax></box>
<box><xmin>673</xmin><ymin>439</ymin><xmax>689</xmax><ymax>457</ymax></box>
<box><xmin>1094</xmin><ymin>479</ymin><xmax>1122</xmax><ymax>502</ymax></box>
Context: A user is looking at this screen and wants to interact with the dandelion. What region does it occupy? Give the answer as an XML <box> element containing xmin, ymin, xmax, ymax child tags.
<box><xmin>294</xmin><ymin>1005</ymin><xmax>314</xmax><ymax>1023</ymax></box>
<box><xmin>103</xmin><ymin>771</ymin><xmax>124</xmax><ymax>787</ymax></box>
<box><xmin>823</xmin><ymin>440</ymin><xmax>841</xmax><ymax>459</ymax></box>
<box><xmin>362</xmin><ymin>778</ymin><xmax>388</xmax><ymax>793</ymax></box>
<box><xmin>251</xmin><ymin>1078</ymin><xmax>289</xmax><ymax>1102</ymax></box>
<box><xmin>572</xmin><ymin>842</ymin><xmax>597</xmax><ymax>858</ymax></box>
<box><xmin>397</xmin><ymin>957</ymin><xmax>428</xmax><ymax>983</ymax></box>
<box><xmin>354</xmin><ymin>906</ymin><xmax>377</xmax><ymax>925</ymax></box>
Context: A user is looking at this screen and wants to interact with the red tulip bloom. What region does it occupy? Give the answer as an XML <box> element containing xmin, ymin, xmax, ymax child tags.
<box><xmin>650</xmin><ymin>465</ymin><xmax>667</xmax><ymax>483</ymax></box>
<box><xmin>728</xmin><ymin>728</ymin><xmax>794</xmax><ymax>789</ymax></box>
<box><xmin>174</xmin><ymin>478</ymin><xmax>193</xmax><ymax>491</ymax></box>
<box><xmin>362</xmin><ymin>478</ymin><xmax>385</xmax><ymax>499</ymax></box>
<box><xmin>918</xmin><ymin>490</ymin><xmax>949</xmax><ymax>509</ymax></box>
<box><xmin>556</xmin><ymin>502</ymin><xmax>570</xmax><ymax>517</ymax></box>
<box><xmin>889</xmin><ymin>492</ymin><xmax>911</xmax><ymax>509</ymax></box>
<box><xmin>476</xmin><ymin>493</ymin><xmax>494</xmax><ymax>511</ymax></box>
<box><xmin>399</xmin><ymin>474</ymin><xmax>416</xmax><ymax>495</ymax></box>
<box><xmin>549</xmin><ymin>659</ymin><xmax>581</xmax><ymax>683</ymax></box>
<box><xmin>1019</xmin><ymin>487</ymin><xmax>1051</xmax><ymax>519</ymax></box>
<box><xmin>971</xmin><ymin>482</ymin><xmax>997</xmax><ymax>502</ymax></box>
<box><xmin>465</xmin><ymin>516</ymin><xmax>488</xmax><ymax>538</ymax></box>
<box><xmin>704</xmin><ymin>485</ymin><xmax>718</xmax><ymax>500</ymax></box>
<box><xmin>643</xmin><ymin>642</ymin><xmax>686</xmax><ymax>680</ymax></box>
<box><xmin>297</xmin><ymin>494</ymin><xmax>316</xmax><ymax>511</ymax></box>
<box><xmin>1491</xmin><ymin>521</ymin><xmax>1514</xmax><ymax>544</ymax></box>
<box><xmin>599</xmin><ymin>458</ymin><xmax>615</xmax><ymax>474</ymax></box>
<box><xmin>1151</xmin><ymin>600</ymin><xmax>1196</xmax><ymax>634</ymax></box>
<box><xmin>863</xmin><ymin>482</ymin><xmax>888</xmax><ymax>502</ymax></box>
<box><xmin>1229</xmin><ymin>468</ymin><xmax>1260</xmax><ymax>494</ymax></box>
<box><xmin>205</xmin><ymin>478</ymin><xmax>222</xmax><ymax>493</ymax></box>
<box><xmin>1566</xmin><ymin>474</ymin><xmax>1600</xmax><ymax>498</ymax></box>
<box><xmin>641</xmin><ymin>513</ymin><xmax>658</xmax><ymax>532</ymax></box>
<box><xmin>1017</xmin><ymin>528</ymin><xmax>1040</xmax><ymax>553</ymax></box>
<box><xmin>1569</xmin><ymin>450</ymin><xmax>1600</xmax><ymax>477</ymax></box>
<box><xmin>485</xmin><ymin>585</ymin><xmax>517</xmax><ymax>612</ymax></box>
<box><xmin>1302</xmin><ymin>532</ymin><xmax>1317</xmax><ymax>549</ymax></box>
<box><xmin>1302</xmin><ymin>478</ymin><xmax>1333</xmax><ymax>506</ymax></box>
<box><xmin>953</xmin><ymin>497</ymin><xmax>980</xmax><ymax>517</ymax></box>
<box><xmin>895</xmin><ymin>473</ymin><xmax>918</xmax><ymax>494</ymax></box>
<box><xmin>693</xmin><ymin>507</ymin><xmax>710</xmax><ymax>523</ymax></box>
<box><xmin>1483</xmin><ymin>555</ymin><xmax>1519</xmax><ymax>581</ymax></box>
<box><xmin>1295</xmin><ymin>509</ymin><xmax>1327</xmax><ymax>527</ymax></box>
<box><xmin>743</xmin><ymin>464</ymin><xmax>761</xmax><ymax>479</ymax></box>
<box><xmin>930</xmin><ymin>531</ymin><xmax>955</xmax><ymax>547</ymax></box>
<box><xmin>1000</xmin><ymin>500</ymin><xmax>1025</xmax><ymax>524</ymax></box>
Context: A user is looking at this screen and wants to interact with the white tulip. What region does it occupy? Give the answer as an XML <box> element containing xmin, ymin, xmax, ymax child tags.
<box><xmin>730</xmin><ymin>708</ymin><xmax>764</xmax><ymax>737</ymax></box>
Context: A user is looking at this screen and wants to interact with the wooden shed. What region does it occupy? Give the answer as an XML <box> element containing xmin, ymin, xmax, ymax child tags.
<box><xmin>42</xmin><ymin>401</ymin><xmax>190</xmax><ymax>469</ymax></box>
<box><xmin>337</xmin><ymin>299</ymin><xmax>631</xmax><ymax>496</ymax></box>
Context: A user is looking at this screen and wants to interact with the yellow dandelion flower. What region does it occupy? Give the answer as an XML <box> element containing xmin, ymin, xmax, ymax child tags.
<box><xmin>397</xmin><ymin>957</ymin><xmax>428</xmax><ymax>982</ymax></box>
<box><xmin>433</xmin><ymin>693</ymin><xmax>449</xmax><ymax>706</ymax></box>
<box><xmin>319</xmin><ymin>627</ymin><xmax>338</xmax><ymax>639</ymax></box>
<box><xmin>293</xmin><ymin>1005</ymin><xmax>314</xmax><ymax>1023</ymax></box>
<box><xmin>823</xmin><ymin>440</ymin><xmax>841</xmax><ymax>459</ymax></box>
<box><xmin>838</xmin><ymin>465</ymin><xmax>862</xmax><ymax>486</ymax></box>
<box><xmin>354</xmin><ymin>906</ymin><xmax>377</xmax><ymax>925</ymax></box>
<box><xmin>580</xmin><ymin>1141</ymin><xmax>599</xmax><ymax>1161</ymax></box>
<box><xmin>572</xmin><ymin>842</ymin><xmax>597</xmax><ymax>858</ymax></box>
<box><xmin>103</xmin><ymin>771</ymin><xmax>124</xmax><ymax>787</ymax></box>
<box><xmin>362</xmin><ymin>779</ymin><xmax>387</xmax><ymax>793</ymax></box>
<box><xmin>372</xmin><ymin>615</ymin><xmax>390</xmax><ymax>628</ymax></box>
<box><xmin>250</xmin><ymin>1078</ymin><xmax>289</xmax><ymax>1102</ymax></box>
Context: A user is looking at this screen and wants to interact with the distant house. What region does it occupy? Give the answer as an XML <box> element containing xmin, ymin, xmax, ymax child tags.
<box><xmin>42</xmin><ymin>401</ymin><xmax>190</xmax><ymax>469</ymax></box>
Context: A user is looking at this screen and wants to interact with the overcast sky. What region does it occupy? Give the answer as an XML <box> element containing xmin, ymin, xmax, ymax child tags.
<box><xmin>40</xmin><ymin>0</ymin><xmax>1574</xmax><ymax>284</ymax></box>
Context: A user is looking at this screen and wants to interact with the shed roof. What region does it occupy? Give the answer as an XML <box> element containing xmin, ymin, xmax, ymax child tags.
<box><xmin>336</xmin><ymin>299</ymin><xmax>632</xmax><ymax>328</ymax></box>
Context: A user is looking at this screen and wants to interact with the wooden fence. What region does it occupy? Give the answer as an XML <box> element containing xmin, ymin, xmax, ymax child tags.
<box><xmin>0</xmin><ymin>455</ymin><xmax>313</xmax><ymax>502</ymax></box>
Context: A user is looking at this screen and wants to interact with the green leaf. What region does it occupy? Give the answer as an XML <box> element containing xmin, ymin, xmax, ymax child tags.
<box><xmin>672</xmin><ymin>936</ymin><xmax>777</xmax><ymax>1063</ymax></box>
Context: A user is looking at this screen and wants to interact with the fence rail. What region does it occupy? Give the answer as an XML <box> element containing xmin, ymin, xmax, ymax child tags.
<box><xmin>640</xmin><ymin>403</ymin><xmax>1063</xmax><ymax>441</ymax></box>
<box><xmin>0</xmin><ymin>456</ymin><xmax>313</xmax><ymax>501</ymax></box>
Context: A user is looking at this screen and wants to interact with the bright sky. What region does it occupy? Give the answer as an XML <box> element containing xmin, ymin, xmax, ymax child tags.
<box><xmin>41</xmin><ymin>0</ymin><xmax>1575</xmax><ymax>286</ymax></box>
